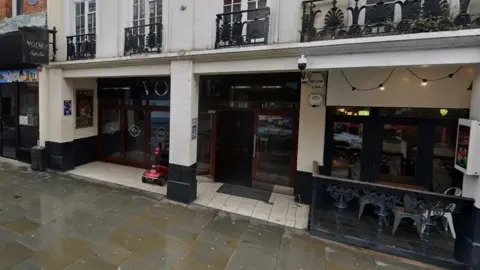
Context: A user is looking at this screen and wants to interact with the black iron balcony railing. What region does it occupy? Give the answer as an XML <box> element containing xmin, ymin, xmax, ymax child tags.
<box><xmin>124</xmin><ymin>23</ymin><xmax>162</xmax><ymax>56</ymax></box>
<box><xmin>310</xmin><ymin>161</ymin><xmax>475</xmax><ymax>268</ymax></box>
<box><xmin>215</xmin><ymin>7</ymin><xmax>270</xmax><ymax>49</ymax></box>
<box><xmin>66</xmin><ymin>33</ymin><xmax>96</xmax><ymax>61</ymax></box>
<box><xmin>301</xmin><ymin>0</ymin><xmax>480</xmax><ymax>42</ymax></box>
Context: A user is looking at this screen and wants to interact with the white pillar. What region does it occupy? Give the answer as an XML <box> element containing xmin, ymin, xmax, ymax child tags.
<box><xmin>44</xmin><ymin>68</ymin><xmax>75</xmax><ymax>171</ymax></box>
<box><xmin>462</xmin><ymin>68</ymin><xmax>480</xmax><ymax>206</ymax></box>
<box><xmin>167</xmin><ymin>60</ymin><xmax>199</xmax><ymax>203</ymax></box>
<box><xmin>38</xmin><ymin>66</ymin><xmax>49</xmax><ymax>147</ymax></box>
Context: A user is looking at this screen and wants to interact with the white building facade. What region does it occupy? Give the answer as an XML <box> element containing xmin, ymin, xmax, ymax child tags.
<box><xmin>43</xmin><ymin>0</ymin><xmax>480</xmax><ymax>267</ymax></box>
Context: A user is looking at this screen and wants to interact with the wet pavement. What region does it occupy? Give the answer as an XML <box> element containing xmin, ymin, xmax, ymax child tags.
<box><xmin>0</xmin><ymin>161</ymin><xmax>442</xmax><ymax>270</ymax></box>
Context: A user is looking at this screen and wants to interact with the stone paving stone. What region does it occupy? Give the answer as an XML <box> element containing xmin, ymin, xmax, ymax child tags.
<box><xmin>120</xmin><ymin>234</ymin><xmax>189</xmax><ymax>269</ymax></box>
<box><xmin>10</xmin><ymin>259</ymin><xmax>44</xmax><ymax>270</ymax></box>
<box><xmin>173</xmin><ymin>240</ymin><xmax>234</xmax><ymax>270</ymax></box>
<box><xmin>325</xmin><ymin>245</ymin><xmax>378</xmax><ymax>270</ymax></box>
<box><xmin>2</xmin><ymin>217</ymin><xmax>40</xmax><ymax>235</ymax></box>
<box><xmin>64</xmin><ymin>254</ymin><xmax>117</xmax><ymax>270</ymax></box>
<box><xmin>0</xmin><ymin>226</ymin><xmax>21</xmax><ymax>247</ymax></box>
<box><xmin>30</xmin><ymin>237</ymin><xmax>93</xmax><ymax>270</ymax></box>
<box><xmin>224</xmin><ymin>245</ymin><xmax>277</xmax><ymax>270</ymax></box>
<box><xmin>0</xmin><ymin>242</ymin><xmax>34</xmax><ymax>270</ymax></box>
<box><xmin>276</xmin><ymin>228</ymin><xmax>327</xmax><ymax>270</ymax></box>
<box><xmin>89</xmin><ymin>241</ymin><xmax>133</xmax><ymax>267</ymax></box>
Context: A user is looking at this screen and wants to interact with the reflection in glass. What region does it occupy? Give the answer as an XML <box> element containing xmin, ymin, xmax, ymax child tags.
<box><xmin>380</xmin><ymin>125</ymin><xmax>419</xmax><ymax>185</ymax></box>
<box><xmin>255</xmin><ymin>115</ymin><xmax>293</xmax><ymax>186</ymax></box>
<box><xmin>432</xmin><ymin>125</ymin><xmax>462</xmax><ymax>193</ymax></box>
<box><xmin>196</xmin><ymin>112</ymin><xmax>213</xmax><ymax>175</ymax></box>
<box><xmin>124</xmin><ymin>110</ymin><xmax>146</xmax><ymax>163</ymax></box>
<box><xmin>149</xmin><ymin>110</ymin><xmax>169</xmax><ymax>164</ymax></box>
<box><xmin>332</xmin><ymin>122</ymin><xmax>362</xmax><ymax>180</ymax></box>
<box><xmin>102</xmin><ymin>109</ymin><xmax>121</xmax><ymax>158</ymax></box>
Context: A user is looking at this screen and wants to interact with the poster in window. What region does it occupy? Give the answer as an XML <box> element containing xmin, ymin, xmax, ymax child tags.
<box><xmin>76</xmin><ymin>90</ymin><xmax>94</xmax><ymax>128</ymax></box>
<box><xmin>456</xmin><ymin>124</ymin><xmax>470</xmax><ymax>170</ymax></box>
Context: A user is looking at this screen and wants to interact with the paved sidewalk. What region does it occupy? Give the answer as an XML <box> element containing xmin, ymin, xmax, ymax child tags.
<box><xmin>0</xmin><ymin>161</ymin><xmax>441</xmax><ymax>269</ymax></box>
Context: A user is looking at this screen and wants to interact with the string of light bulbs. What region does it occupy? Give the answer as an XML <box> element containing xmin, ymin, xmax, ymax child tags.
<box><xmin>341</xmin><ymin>66</ymin><xmax>466</xmax><ymax>91</ymax></box>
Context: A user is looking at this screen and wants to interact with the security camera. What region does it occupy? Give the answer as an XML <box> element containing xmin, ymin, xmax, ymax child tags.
<box><xmin>298</xmin><ymin>55</ymin><xmax>307</xmax><ymax>71</ymax></box>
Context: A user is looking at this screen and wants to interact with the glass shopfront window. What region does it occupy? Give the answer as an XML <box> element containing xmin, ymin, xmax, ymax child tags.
<box><xmin>326</xmin><ymin>106</ymin><xmax>468</xmax><ymax>192</ymax></box>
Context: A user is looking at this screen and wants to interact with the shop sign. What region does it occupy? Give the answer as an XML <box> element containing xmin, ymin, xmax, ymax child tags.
<box><xmin>20</xmin><ymin>27</ymin><xmax>49</xmax><ymax>65</ymax></box>
<box><xmin>192</xmin><ymin>118</ymin><xmax>198</xmax><ymax>140</ymax></box>
<box><xmin>0</xmin><ymin>68</ymin><xmax>38</xmax><ymax>84</ymax></box>
<box><xmin>64</xmin><ymin>100</ymin><xmax>72</xmax><ymax>116</ymax></box>
<box><xmin>455</xmin><ymin>118</ymin><xmax>480</xmax><ymax>175</ymax></box>
<box><xmin>76</xmin><ymin>90</ymin><xmax>94</xmax><ymax>128</ymax></box>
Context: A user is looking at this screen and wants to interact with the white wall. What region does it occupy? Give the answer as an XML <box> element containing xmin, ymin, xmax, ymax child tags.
<box><xmin>297</xmin><ymin>75</ymin><xmax>326</xmax><ymax>172</ymax></box>
<box><xmin>327</xmin><ymin>66</ymin><xmax>474</xmax><ymax>108</ymax></box>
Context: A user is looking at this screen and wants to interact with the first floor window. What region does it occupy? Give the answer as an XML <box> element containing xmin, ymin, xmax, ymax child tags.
<box><xmin>74</xmin><ymin>0</ymin><xmax>96</xmax><ymax>36</ymax></box>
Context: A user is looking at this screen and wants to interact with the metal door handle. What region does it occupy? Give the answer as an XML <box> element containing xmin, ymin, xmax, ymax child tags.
<box><xmin>253</xmin><ymin>135</ymin><xmax>257</xmax><ymax>158</ymax></box>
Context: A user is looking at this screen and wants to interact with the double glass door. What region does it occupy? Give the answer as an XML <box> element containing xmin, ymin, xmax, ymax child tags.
<box><xmin>100</xmin><ymin>107</ymin><xmax>169</xmax><ymax>168</ymax></box>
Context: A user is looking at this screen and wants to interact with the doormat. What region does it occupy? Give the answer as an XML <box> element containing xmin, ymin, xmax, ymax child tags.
<box><xmin>217</xmin><ymin>184</ymin><xmax>272</xmax><ymax>202</ymax></box>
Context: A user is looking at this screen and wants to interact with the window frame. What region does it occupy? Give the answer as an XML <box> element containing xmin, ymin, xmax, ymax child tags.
<box><xmin>73</xmin><ymin>0</ymin><xmax>96</xmax><ymax>36</ymax></box>
<box><xmin>222</xmin><ymin>0</ymin><xmax>269</xmax><ymax>43</ymax></box>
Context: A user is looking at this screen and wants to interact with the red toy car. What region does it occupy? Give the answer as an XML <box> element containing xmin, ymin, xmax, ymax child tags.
<box><xmin>142</xmin><ymin>142</ymin><xmax>169</xmax><ymax>186</ymax></box>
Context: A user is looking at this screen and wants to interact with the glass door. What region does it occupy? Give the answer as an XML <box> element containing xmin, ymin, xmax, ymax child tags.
<box><xmin>124</xmin><ymin>109</ymin><xmax>146</xmax><ymax>164</ymax></box>
<box><xmin>254</xmin><ymin>114</ymin><xmax>296</xmax><ymax>187</ymax></box>
<box><xmin>1</xmin><ymin>84</ymin><xmax>17</xmax><ymax>159</ymax></box>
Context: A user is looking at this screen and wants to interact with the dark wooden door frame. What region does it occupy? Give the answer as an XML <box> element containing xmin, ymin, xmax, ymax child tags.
<box><xmin>210</xmin><ymin>107</ymin><xmax>299</xmax><ymax>188</ymax></box>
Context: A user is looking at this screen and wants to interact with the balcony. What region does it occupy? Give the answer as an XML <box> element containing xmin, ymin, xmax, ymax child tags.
<box><xmin>124</xmin><ymin>23</ymin><xmax>162</xmax><ymax>56</ymax></box>
<box><xmin>310</xmin><ymin>162</ymin><xmax>475</xmax><ymax>268</ymax></box>
<box><xmin>300</xmin><ymin>0</ymin><xmax>480</xmax><ymax>42</ymax></box>
<box><xmin>215</xmin><ymin>7</ymin><xmax>270</xmax><ymax>49</ymax></box>
<box><xmin>66</xmin><ymin>34</ymin><xmax>96</xmax><ymax>61</ymax></box>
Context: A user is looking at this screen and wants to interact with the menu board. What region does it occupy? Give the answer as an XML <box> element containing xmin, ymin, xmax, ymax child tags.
<box><xmin>456</xmin><ymin>125</ymin><xmax>470</xmax><ymax>170</ymax></box>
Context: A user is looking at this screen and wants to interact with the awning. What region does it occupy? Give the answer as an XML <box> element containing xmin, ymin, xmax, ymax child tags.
<box><xmin>0</xmin><ymin>26</ymin><xmax>50</xmax><ymax>68</ymax></box>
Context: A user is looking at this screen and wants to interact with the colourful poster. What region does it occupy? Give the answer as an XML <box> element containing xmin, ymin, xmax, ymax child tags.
<box><xmin>456</xmin><ymin>125</ymin><xmax>470</xmax><ymax>170</ymax></box>
<box><xmin>0</xmin><ymin>69</ymin><xmax>38</xmax><ymax>84</ymax></box>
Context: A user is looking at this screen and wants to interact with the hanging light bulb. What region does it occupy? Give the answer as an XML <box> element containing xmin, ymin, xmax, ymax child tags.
<box><xmin>351</xmin><ymin>87</ymin><xmax>356</xmax><ymax>91</ymax></box>
<box><xmin>448</xmin><ymin>74</ymin><xmax>454</xmax><ymax>79</ymax></box>
<box><xmin>421</xmin><ymin>79</ymin><xmax>428</xmax><ymax>86</ymax></box>
<box><xmin>379</xmin><ymin>84</ymin><xmax>385</xmax><ymax>91</ymax></box>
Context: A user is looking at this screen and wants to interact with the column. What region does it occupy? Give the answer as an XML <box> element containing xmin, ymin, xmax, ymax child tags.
<box><xmin>167</xmin><ymin>60</ymin><xmax>199</xmax><ymax>203</ymax></box>
<box><xmin>38</xmin><ymin>66</ymin><xmax>49</xmax><ymax>146</ymax></box>
<box><xmin>456</xmin><ymin>67</ymin><xmax>480</xmax><ymax>268</ymax></box>
<box><xmin>44</xmin><ymin>68</ymin><xmax>76</xmax><ymax>171</ymax></box>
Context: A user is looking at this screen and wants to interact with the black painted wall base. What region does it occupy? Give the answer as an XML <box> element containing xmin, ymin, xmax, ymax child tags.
<box><xmin>74</xmin><ymin>136</ymin><xmax>98</xmax><ymax>166</ymax></box>
<box><xmin>45</xmin><ymin>141</ymin><xmax>75</xmax><ymax>172</ymax></box>
<box><xmin>295</xmin><ymin>170</ymin><xmax>313</xmax><ymax>204</ymax></box>
<box><xmin>167</xmin><ymin>163</ymin><xmax>197</xmax><ymax>204</ymax></box>
<box><xmin>45</xmin><ymin>136</ymin><xmax>98</xmax><ymax>172</ymax></box>
<box><xmin>454</xmin><ymin>204</ymin><xmax>480</xmax><ymax>269</ymax></box>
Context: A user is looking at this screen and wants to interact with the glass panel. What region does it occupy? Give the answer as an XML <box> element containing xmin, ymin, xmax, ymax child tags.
<box><xmin>332</xmin><ymin>122</ymin><xmax>362</xmax><ymax>180</ymax></box>
<box><xmin>255</xmin><ymin>115</ymin><xmax>293</xmax><ymax>186</ymax></box>
<box><xmin>17</xmin><ymin>0</ymin><xmax>24</xmax><ymax>15</ymax></box>
<box><xmin>149</xmin><ymin>111</ymin><xmax>169</xmax><ymax>164</ymax></box>
<box><xmin>379</xmin><ymin>124</ymin><xmax>419</xmax><ymax>186</ymax></box>
<box><xmin>432</xmin><ymin>125</ymin><xmax>462</xmax><ymax>193</ymax></box>
<box><xmin>1</xmin><ymin>84</ymin><xmax>16</xmax><ymax>158</ymax></box>
<box><xmin>258</xmin><ymin>0</ymin><xmax>267</xmax><ymax>8</ymax></box>
<box><xmin>124</xmin><ymin>110</ymin><xmax>146</xmax><ymax>163</ymax></box>
<box><xmin>197</xmin><ymin>112</ymin><xmax>213</xmax><ymax>175</ymax></box>
<box><xmin>88</xmin><ymin>0</ymin><xmax>96</xmax><ymax>12</ymax></box>
<box><xmin>102</xmin><ymin>109</ymin><xmax>121</xmax><ymax>159</ymax></box>
<box><xmin>224</xmin><ymin>0</ymin><xmax>232</xmax><ymax>4</ymax></box>
<box><xmin>248</xmin><ymin>2</ymin><xmax>256</xmax><ymax>10</ymax></box>
<box><xmin>19</xmin><ymin>84</ymin><xmax>39</xmax><ymax>150</ymax></box>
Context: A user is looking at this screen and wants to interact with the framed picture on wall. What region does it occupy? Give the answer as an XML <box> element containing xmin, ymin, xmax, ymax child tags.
<box><xmin>76</xmin><ymin>90</ymin><xmax>94</xmax><ymax>128</ymax></box>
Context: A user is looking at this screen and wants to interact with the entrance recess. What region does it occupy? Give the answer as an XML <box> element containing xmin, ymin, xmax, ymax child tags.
<box><xmin>214</xmin><ymin>109</ymin><xmax>298</xmax><ymax>189</ymax></box>
<box><xmin>98</xmin><ymin>77</ymin><xmax>170</xmax><ymax>168</ymax></box>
